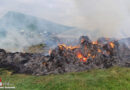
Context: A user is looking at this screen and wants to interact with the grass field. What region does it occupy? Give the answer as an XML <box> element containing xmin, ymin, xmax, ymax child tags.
<box><xmin>0</xmin><ymin>67</ymin><xmax>130</xmax><ymax>90</ymax></box>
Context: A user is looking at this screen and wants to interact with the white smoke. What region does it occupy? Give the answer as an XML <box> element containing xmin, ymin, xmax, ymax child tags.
<box><xmin>1</xmin><ymin>0</ymin><xmax>130</xmax><ymax>39</ymax></box>
<box><xmin>73</xmin><ymin>0</ymin><xmax>130</xmax><ymax>38</ymax></box>
<box><xmin>1</xmin><ymin>0</ymin><xmax>130</xmax><ymax>51</ymax></box>
<box><xmin>0</xmin><ymin>29</ymin><xmax>44</xmax><ymax>52</ymax></box>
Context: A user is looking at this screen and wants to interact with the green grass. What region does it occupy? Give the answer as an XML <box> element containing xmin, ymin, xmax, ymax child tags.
<box><xmin>24</xmin><ymin>43</ymin><xmax>46</xmax><ymax>53</ymax></box>
<box><xmin>0</xmin><ymin>67</ymin><xmax>130</xmax><ymax>90</ymax></box>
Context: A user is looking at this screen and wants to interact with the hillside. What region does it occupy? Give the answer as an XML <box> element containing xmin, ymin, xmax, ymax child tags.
<box><xmin>0</xmin><ymin>11</ymin><xmax>74</xmax><ymax>51</ymax></box>
<box><xmin>0</xmin><ymin>11</ymin><xmax>74</xmax><ymax>33</ymax></box>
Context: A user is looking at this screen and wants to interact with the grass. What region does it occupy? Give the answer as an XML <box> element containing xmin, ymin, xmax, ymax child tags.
<box><xmin>24</xmin><ymin>43</ymin><xmax>46</xmax><ymax>53</ymax></box>
<box><xmin>0</xmin><ymin>67</ymin><xmax>130</xmax><ymax>90</ymax></box>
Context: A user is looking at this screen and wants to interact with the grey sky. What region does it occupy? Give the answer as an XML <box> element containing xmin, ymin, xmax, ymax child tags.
<box><xmin>1</xmin><ymin>0</ymin><xmax>130</xmax><ymax>38</ymax></box>
<box><xmin>0</xmin><ymin>0</ymin><xmax>77</xmax><ymax>26</ymax></box>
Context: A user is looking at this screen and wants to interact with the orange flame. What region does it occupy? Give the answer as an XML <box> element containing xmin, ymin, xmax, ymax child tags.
<box><xmin>92</xmin><ymin>41</ymin><xmax>98</xmax><ymax>45</ymax></box>
<box><xmin>92</xmin><ymin>55</ymin><xmax>96</xmax><ymax>58</ymax></box>
<box><xmin>88</xmin><ymin>53</ymin><xmax>91</xmax><ymax>57</ymax></box>
<box><xmin>58</xmin><ymin>44</ymin><xmax>80</xmax><ymax>50</ymax></box>
<box><xmin>109</xmin><ymin>42</ymin><xmax>115</xmax><ymax>48</ymax></box>
<box><xmin>77</xmin><ymin>52</ymin><xmax>83</xmax><ymax>59</ymax></box>
<box><xmin>48</xmin><ymin>39</ymin><xmax>115</xmax><ymax>62</ymax></box>
<box><xmin>98</xmin><ymin>49</ymin><xmax>102</xmax><ymax>53</ymax></box>
<box><xmin>77</xmin><ymin>52</ymin><xmax>87</xmax><ymax>62</ymax></box>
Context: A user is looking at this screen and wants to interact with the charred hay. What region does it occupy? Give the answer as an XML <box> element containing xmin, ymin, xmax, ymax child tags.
<box><xmin>0</xmin><ymin>36</ymin><xmax>130</xmax><ymax>75</ymax></box>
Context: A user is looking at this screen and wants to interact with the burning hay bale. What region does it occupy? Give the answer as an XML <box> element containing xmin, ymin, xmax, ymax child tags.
<box><xmin>0</xmin><ymin>36</ymin><xmax>129</xmax><ymax>75</ymax></box>
<box><xmin>45</xmin><ymin>36</ymin><xmax>120</xmax><ymax>74</ymax></box>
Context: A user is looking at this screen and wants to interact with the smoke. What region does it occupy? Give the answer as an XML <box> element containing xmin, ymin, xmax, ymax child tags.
<box><xmin>0</xmin><ymin>29</ymin><xmax>44</xmax><ymax>52</ymax></box>
<box><xmin>1</xmin><ymin>0</ymin><xmax>130</xmax><ymax>39</ymax></box>
<box><xmin>1</xmin><ymin>0</ymin><xmax>130</xmax><ymax>51</ymax></box>
<box><xmin>73</xmin><ymin>0</ymin><xmax>130</xmax><ymax>38</ymax></box>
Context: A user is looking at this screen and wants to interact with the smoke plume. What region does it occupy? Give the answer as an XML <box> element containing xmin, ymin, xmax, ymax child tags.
<box><xmin>73</xmin><ymin>0</ymin><xmax>130</xmax><ymax>38</ymax></box>
<box><xmin>1</xmin><ymin>0</ymin><xmax>130</xmax><ymax>51</ymax></box>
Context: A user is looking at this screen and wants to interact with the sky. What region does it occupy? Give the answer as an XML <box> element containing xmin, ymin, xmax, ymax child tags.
<box><xmin>0</xmin><ymin>0</ymin><xmax>77</xmax><ymax>26</ymax></box>
<box><xmin>1</xmin><ymin>0</ymin><xmax>130</xmax><ymax>38</ymax></box>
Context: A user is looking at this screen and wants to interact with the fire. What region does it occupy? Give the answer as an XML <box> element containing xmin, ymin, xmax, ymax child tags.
<box><xmin>92</xmin><ymin>41</ymin><xmax>98</xmax><ymax>45</ymax></box>
<box><xmin>76</xmin><ymin>52</ymin><xmax>94</xmax><ymax>62</ymax></box>
<box><xmin>49</xmin><ymin>44</ymin><xmax>80</xmax><ymax>55</ymax></box>
<box><xmin>77</xmin><ymin>52</ymin><xmax>83</xmax><ymax>59</ymax></box>
<box><xmin>48</xmin><ymin>37</ymin><xmax>116</xmax><ymax>63</ymax></box>
<box><xmin>109</xmin><ymin>42</ymin><xmax>115</xmax><ymax>48</ymax></box>
<box><xmin>92</xmin><ymin>55</ymin><xmax>96</xmax><ymax>58</ymax></box>
<box><xmin>88</xmin><ymin>53</ymin><xmax>91</xmax><ymax>57</ymax></box>
<box><xmin>58</xmin><ymin>44</ymin><xmax>80</xmax><ymax>50</ymax></box>
<box><xmin>98</xmin><ymin>49</ymin><xmax>102</xmax><ymax>53</ymax></box>
<box><xmin>77</xmin><ymin>52</ymin><xmax>87</xmax><ymax>62</ymax></box>
<box><xmin>82</xmin><ymin>57</ymin><xmax>87</xmax><ymax>62</ymax></box>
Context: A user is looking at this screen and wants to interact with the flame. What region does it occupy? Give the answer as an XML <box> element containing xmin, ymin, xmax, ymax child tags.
<box><xmin>109</xmin><ymin>42</ymin><xmax>115</xmax><ymax>48</ymax></box>
<box><xmin>82</xmin><ymin>57</ymin><xmax>87</xmax><ymax>62</ymax></box>
<box><xmin>98</xmin><ymin>49</ymin><xmax>102</xmax><ymax>53</ymax></box>
<box><xmin>77</xmin><ymin>52</ymin><xmax>87</xmax><ymax>62</ymax></box>
<box><xmin>77</xmin><ymin>52</ymin><xmax>93</xmax><ymax>62</ymax></box>
<box><xmin>58</xmin><ymin>44</ymin><xmax>80</xmax><ymax>50</ymax></box>
<box><xmin>48</xmin><ymin>39</ymin><xmax>116</xmax><ymax>62</ymax></box>
<box><xmin>92</xmin><ymin>41</ymin><xmax>98</xmax><ymax>45</ymax></box>
<box><xmin>88</xmin><ymin>53</ymin><xmax>91</xmax><ymax>57</ymax></box>
<box><xmin>77</xmin><ymin>52</ymin><xmax>83</xmax><ymax>59</ymax></box>
<box><xmin>92</xmin><ymin>55</ymin><xmax>96</xmax><ymax>58</ymax></box>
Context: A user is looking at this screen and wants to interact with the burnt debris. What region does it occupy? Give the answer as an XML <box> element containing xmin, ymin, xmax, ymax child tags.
<box><xmin>0</xmin><ymin>36</ymin><xmax>130</xmax><ymax>75</ymax></box>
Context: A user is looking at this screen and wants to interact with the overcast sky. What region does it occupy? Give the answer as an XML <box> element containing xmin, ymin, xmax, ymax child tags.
<box><xmin>1</xmin><ymin>0</ymin><xmax>130</xmax><ymax>38</ymax></box>
<box><xmin>0</xmin><ymin>0</ymin><xmax>78</xmax><ymax>26</ymax></box>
